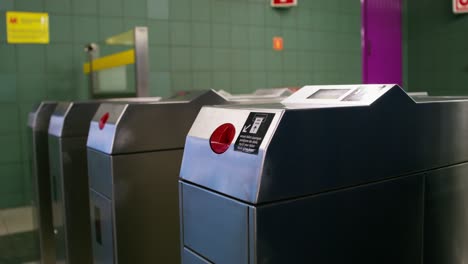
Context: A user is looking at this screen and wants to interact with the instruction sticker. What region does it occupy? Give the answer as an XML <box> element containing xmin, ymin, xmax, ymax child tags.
<box><xmin>234</xmin><ymin>112</ymin><xmax>275</xmax><ymax>155</ymax></box>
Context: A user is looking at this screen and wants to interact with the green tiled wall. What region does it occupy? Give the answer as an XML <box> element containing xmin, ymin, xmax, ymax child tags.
<box><xmin>406</xmin><ymin>0</ymin><xmax>468</xmax><ymax>95</ymax></box>
<box><xmin>0</xmin><ymin>0</ymin><xmax>361</xmax><ymax>209</ymax></box>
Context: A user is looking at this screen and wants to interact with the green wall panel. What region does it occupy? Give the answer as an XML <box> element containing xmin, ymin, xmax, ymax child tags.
<box><xmin>123</xmin><ymin>0</ymin><xmax>147</xmax><ymax>18</ymax></box>
<box><xmin>0</xmin><ymin>12</ymin><xmax>5</xmax><ymax>43</ymax></box>
<box><xmin>406</xmin><ymin>0</ymin><xmax>468</xmax><ymax>95</ymax></box>
<box><xmin>191</xmin><ymin>22</ymin><xmax>211</xmax><ymax>47</ymax></box>
<box><xmin>99</xmin><ymin>0</ymin><xmax>123</xmax><ymax>17</ymax></box>
<box><xmin>0</xmin><ymin>74</ymin><xmax>16</xmax><ymax>102</ymax></box>
<box><xmin>17</xmin><ymin>46</ymin><xmax>46</xmax><ymax>74</ymax></box>
<box><xmin>72</xmin><ymin>0</ymin><xmax>98</xmax><ymax>15</ymax></box>
<box><xmin>44</xmin><ymin>0</ymin><xmax>71</xmax><ymax>14</ymax></box>
<box><xmin>149</xmin><ymin>20</ymin><xmax>170</xmax><ymax>45</ymax></box>
<box><xmin>0</xmin><ymin>104</ymin><xmax>19</xmax><ymax>134</ymax></box>
<box><xmin>148</xmin><ymin>0</ymin><xmax>169</xmax><ymax>20</ymax></box>
<box><xmin>0</xmin><ymin>135</ymin><xmax>21</xmax><ymax>164</ymax></box>
<box><xmin>149</xmin><ymin>71</ymin><xmax>171</xmax><ymax>97</ymax></box>
<box><xmin>150</xmin><ymin>45</ymin><xmax>171</xmax><ymax>71</ymax></box>
<box><xmin>14</xmin><ymin>0</ymin><xmax>44</xmax><ymax>12</ymax></box>
<box><xmin>191</xmin><ymin>0</ymin><xmax>210</xmax><ymax>22</ymax></box>
<box><xmin>192</xmin><ymin>72</ymin><xmax>212</xmax><ymax>90</ymax></box>
<box><xmin>99</xmin><ymin>18</ymin><xmax>125</xmax><ymax>40</ymax></box>
<box><xmin>0</xmin><ymin>0</ymin><xmax>362</xmax><ymax>209</ymax></box>
<box><xmin>170</xmin><ymin>0</ymin><xmax>191</xmax><ymax>21</ymax></box>
<box><xmin>17</xmin><ymin>74</ymin><xmax>47</xmax><ymax>102</ymax></box>
<box><xmin>0</xmin><ymin>164</ymin><xmax>22</xmax><ymax>195</ymax></box>
<box><xmin>49</xmin><ymin>15</ymin><xmax>73</xmax><ymax>43</ymax></box>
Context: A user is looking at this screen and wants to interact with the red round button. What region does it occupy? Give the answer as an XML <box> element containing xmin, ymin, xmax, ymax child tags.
<box><xmin>99</xmin><ymin>112</ymin><xmax>110</xmax><ymax>130</ymax></box>
<box><xmin>209</xmin><ymin>123</ymin><xmax>236</xmax><ymax>154</ymax></box>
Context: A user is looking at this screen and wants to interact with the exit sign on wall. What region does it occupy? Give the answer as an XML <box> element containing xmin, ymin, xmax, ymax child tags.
<box><xmin>271</xmin><ymin>0</ymin><xmax>297</xmax><ymax>8</ymax></box>
<box><xmin>454</xmin><ymin>0</ymin><xmax>468</xmax><ymax>13</ymax></box>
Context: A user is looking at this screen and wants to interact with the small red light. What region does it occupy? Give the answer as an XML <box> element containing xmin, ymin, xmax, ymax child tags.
<box><xmin>210</xmin><ymin>123</ymin><xmax>236</xmax><ymax>154</ymax></box>
<box><xmin>99</xmin><ymin>112</ymin><xmax>110</xmax><ymax>130</ymax></box>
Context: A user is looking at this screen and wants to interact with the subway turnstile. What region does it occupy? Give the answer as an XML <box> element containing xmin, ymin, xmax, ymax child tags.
<box><xmin>179</xmin><ymin>84</ymin><xmax>468</xmax><ymax>264</ymax></box>
<box><xmin>86</xmin><ymin>89</ymin><xmax>289</xmax><ymax>264</ymax></box>
<box><xmin>27</xmin><ymin>102</ymin><xmax>57</xmax><ymax>264</ymax></box>
<box><xmin>47</xmin><ymin>98</ymin><xmax>160</xmax><ymax>264</ymax></box>
<box><xmin>48</xmin><ymin>101</ymin><xmax>102</xmax><ymax>264</ymax></box>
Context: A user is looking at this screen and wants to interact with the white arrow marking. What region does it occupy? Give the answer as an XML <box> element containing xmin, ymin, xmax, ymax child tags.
<box><xmin>243</xmin><ymin>124</ymin><xmax>251</xmax><ymax>133</ymax></box>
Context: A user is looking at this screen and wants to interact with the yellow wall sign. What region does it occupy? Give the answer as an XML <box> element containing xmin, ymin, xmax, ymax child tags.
<box><xmin>6</xmin><ymin>12</ymin><xmax>49</xmax><ymax>44</ymax></box>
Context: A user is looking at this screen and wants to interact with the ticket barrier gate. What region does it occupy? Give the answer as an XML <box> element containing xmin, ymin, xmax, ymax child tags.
<box><xmin>86</xmin><ymin>89</ymin><xmax>289</xmax><ymax>264</ymax></box>
<box><xmin>27</xmin><ymin>102</ymin><xmax>57</xmax><ymax>264</ymax></box>
<box><xmin>48</xmin><ymin>98</ymin><xmax>160</xmax><ymax>264</ymax></box>
<box><xmin>48</xmin><ymin>101</ymin><xmax>102</xmax><ymax>264</ymax></box>
<box><xmin>179</xmin><ymin>85</ymin><xmax>468</xmax><ymax>264</ymax></box>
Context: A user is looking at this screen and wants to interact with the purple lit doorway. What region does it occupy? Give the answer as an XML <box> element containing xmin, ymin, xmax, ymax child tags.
<box><xmin>362</xmin><ymin>0</ymin><xmax>403</xmax><ymax>86</ymax></box>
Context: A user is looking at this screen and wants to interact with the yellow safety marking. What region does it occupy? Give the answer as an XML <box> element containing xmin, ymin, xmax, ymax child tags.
<box><xmin>83</xmin><ymin>49</ymin><xmax>135</xmax><ymax>74</ymax></box>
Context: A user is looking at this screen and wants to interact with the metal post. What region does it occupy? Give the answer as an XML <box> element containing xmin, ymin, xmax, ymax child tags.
<box><xmin>133</xmin><ymin>27</ymin><xmax>150</xmax><ymax>97</ymax></box>
<box><xmin>84</xmin><ymin>43</ymin><xmax>99</xmax><ymax>98</ymax></box>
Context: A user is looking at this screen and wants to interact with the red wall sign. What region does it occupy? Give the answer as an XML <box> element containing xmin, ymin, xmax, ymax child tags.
<box><xmin>454</xmin><ymin>0</ymin><xmax>468</xmax><ymax>14</ymax></box>
<box><xmin>271</xmin><ymin>0</ymin><xmax>297</xmax><ymax>8</ymax></box>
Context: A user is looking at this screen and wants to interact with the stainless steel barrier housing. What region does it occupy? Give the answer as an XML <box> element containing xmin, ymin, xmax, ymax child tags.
<box><xmin>179</xmin><ymin>84</ymin><xmax>468</xmax><ymax>264</ymax></box>
<box><xmin>28</xmin><ymin>102</ymin><xmax>57</xmax><ymax>264</ymax></box>
<box><xmin>48</xmin><ymin>101</ymin><xmax>102</xmax><ymax>264</ymax></box>
<box><xmin>86</xmin><ymin>89</ymin><xmax>289</xmax><ymax>264</ymax></box>
<box><xmin>47</xmin><ymin>97</ymin><xmax>161</xmax><ymax>264</ymax></box>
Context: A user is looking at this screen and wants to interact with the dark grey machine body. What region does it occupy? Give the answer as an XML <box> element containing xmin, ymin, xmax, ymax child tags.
<box><xmin>86</xmin><ymin>90</ymin><xmax>288</xmax><ymax>264</ymax></box>
<box><xmin>28</xmin><ymin>102</ymin><xmax>57</xmax><ymax>264</ymax></box>
<box><xmin>47</xmin><ymin>97</ymin><xmax>161</xmax><ymax>264</ymax></box>
<box><xmin>48</xmin><ymin>101</ymin><xmax>102</xmax><ymax>264</ymax></box>
<box><xmin>179</xmin><ymin>85</ymin><xmax>468</xmax><ymax>264</ymax></box>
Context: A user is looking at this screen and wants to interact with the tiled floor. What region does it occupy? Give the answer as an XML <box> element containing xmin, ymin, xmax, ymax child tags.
<box><xmin>0</xmin><ymin>206</ymin><xmax>39</xmax><ymax>264</ymax></box>
<box><xmin>1</xmin><ymin>207</ymin><xmax>35</xmax><ymax>235</ymax></box>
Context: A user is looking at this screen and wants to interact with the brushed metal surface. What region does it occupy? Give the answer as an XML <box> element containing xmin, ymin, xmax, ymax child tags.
<box><xmin>253</xmin><ymin>175</ymin><xmax>423</xmax><ymax>263</ymax></box>
<box><xmin>134</xmin><ymin>27</ymin><xmax>150</xmax><ymax>97</ymax></box>
<box><xmin>180</xmin><ymin>84</ymin><xmax>468</xmax><ymax>263</ymax></box>
<box><xmin>49</xmin><ymin>136</ymin><xmax>93</xmax><ymax>264</ymax></box>
<box><xmin>48</xmin><ymin>136</ymin><xmax>66</xmax><ymax>263</ymax></box>
<box><xmin>182</xmin><ymin>183</ymin><xmax>250</xmax><ymax>264</ymax></box>
<box><xmin>424</xmin><ymin>163</ymin><xmax>468</xmax><ymax>264</ymax></box>
<box><xmin>87</xmin><ymin>89</ymin><xmax>286</xmax><ymax>154</ymax></box>
<box><xmin>28</xmin><ymin>101</ymin><xmax>57</xmax><ymax>132</ymax></box>
<box><xmin>84</xmin><ymin>89</ymin><xmax>300</xmax><ymax>263</ymax></box>
<box><xmin>182</xmin><ymin>248</ymin><xmax>211</xmax><ymax>264</ymax></box>
<box><xmin>28</xmin><ymin>102</ymin><xmax>57</xmax><ymax>264</ymax></box>
<box><xmin>87</xmin><ymin>90</ymin><xmax>226</xmax><ymax>154</ymax></box>
<box><xmin>48</xmin><ymin>101</ymin><xmax>101</xmax><ymax>137</ymax></box>
<box><xmin>48</xmin><ymin>98</ymin><xmax>162</xmax><ymax>264</ymax></box>
<box><xmin>181</xmin><ymin>107</ymin><xmax>284</xmax><ymax>203</ymax></box>
<box><xmin>181</xmin><ymin>174</ymin><xmax>423</xmax><ymax>264</ymax></box>
<box><xmin>89</xmin><ymin>190</ymin><xmax>115</xmax><ymax>264</ymax></box>
<box><xmin>88</xmin><ymin>149</ymin><xmax>113</xmax><ymax>199</ymax></box>
<box><xmin>181</xmin><ymin>85</ymin><xmax>468</xmax><ymax>204</ymax></box>
<box><xmin>112</xmin><ymin>150</ymin><xmax>183</xmax><ymax>263</ymax></box>
<box><xmin>48</xmin><ymin>101</ymin><xmax>102</xmax><ymax>264</ymax></box>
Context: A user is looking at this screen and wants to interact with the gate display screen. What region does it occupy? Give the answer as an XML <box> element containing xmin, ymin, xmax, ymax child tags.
<box><xmin>343</xmin><ymin>86</ymin><xmax>386</xmax><ymax>102</ymax></box>
<box><xmin>307</xmin><ymin>89</ymin><xmax>351</xmax><ymax>99</ymax></box>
